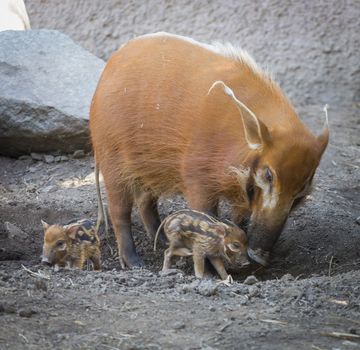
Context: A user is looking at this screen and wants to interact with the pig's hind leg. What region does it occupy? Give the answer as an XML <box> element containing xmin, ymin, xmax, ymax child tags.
<box><xmin>162</xmin><ymin>245</ymin><xmax>192</xmax><ymax>271</ymax></box>
<box><xmin>136</xmin><ymin>192</ymin><xmax>164</xmax><ymax>242</ymax></box>
<box><xmin>106</xmin><ymin>185</ymin><xmax>143</xmax><ymax>268</ymax></box>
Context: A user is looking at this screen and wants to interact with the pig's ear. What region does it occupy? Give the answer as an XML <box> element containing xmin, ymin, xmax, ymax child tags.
<box><xmin>215</xmin><ymin>225</ymin><xmax>226</xmax><ymax>236</ymax></box>
<box><xmin>41</xmin><ymin>220</ymin><xmax>50</xmax><ymax>231</ymax></box>
<box><xmin>65</xmin><ymin>225</ymin><xmax>80</xmax><ymax>240</ymax></box>
<box><xmin>227</xmin><ymin>242</ymin><xmax>242</xmax><ymax>252</ymax></box>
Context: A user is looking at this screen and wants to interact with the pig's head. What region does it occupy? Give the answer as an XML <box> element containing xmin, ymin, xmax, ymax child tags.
<box><xmin>211</xmin><ymin>81</ymin><xmax>329</xmax><ymax>266</ymax></box>
<box><xmin>41</xmin><ymin>220</ymin><xmax>78</xmax><ymax>266</ymax></box>
<box><xmin>216</xmin><ymin>221</ymin><xmax>249</xmax><ymax>267</ymax></box>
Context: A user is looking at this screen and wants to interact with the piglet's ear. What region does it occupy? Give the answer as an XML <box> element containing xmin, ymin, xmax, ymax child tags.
<box><xmin>41</xmin><ymin>220</ymin><xmax>50</xmax><ymax>231</ymax></box>
<box><xmin>65</xmin><ymin>225</ymin><xmax>80</xmax><ymax>240</ymax></box>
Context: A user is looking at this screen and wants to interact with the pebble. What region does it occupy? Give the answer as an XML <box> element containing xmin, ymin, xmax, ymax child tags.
<box><xmin>280</xmin><ymin>273</ymin><xmax>294</xmax><ymax>282</ymax></box>
<box><xmin>356</xmin><ymin>216</ymin><xmax>360</xmax><ymax>225</ymax></box>
<box><xmin>243</xmin><ymin>275</ymin><xmax>258</xmax><ymax>285</ymax></box>
<box><xmin>44</xmin><ymin>155</ymin><xmax>55</xmax><ymax>163</ymax></box>
<box><xmin>54</xmin><ymin>156</ymin><xmax>62</xmax><ymax>162</ymax></box>
<box><xmin>73</xmin><ymin>150</ymin><xmax>85</xmax><ymax>158</ymax></box>
<box><xmin>248</xmin><ymin>286</ymin><xmax>260</xmax><ymax>298</ymax></box>
<box><xmin>60</xmin><ymin>155</ymin><xmax>69</xmax><ymax>162</ymax></box>
<box><xmin>173</xmin><ymin>322</ymin><xmax>186</xmax><ymax>330</ymax></box>
<box><xmin>30</xmin><ymin>152</ymin><xmax>43</xmax><ymax>161</ymax></box>
<box><xmin>18</xmin><ymin>308</ymin><xmax>37</xmax><ymax>318</ymax></box>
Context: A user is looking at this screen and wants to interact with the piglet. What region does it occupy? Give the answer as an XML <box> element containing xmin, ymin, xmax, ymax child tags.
<box><xmin>41</xmin><ymin>219</ymin><xmax>101</xmax><ymax>270</ymax></box>
<box><xmin>154</xmin><ymin>209</ymin><xmax>249</xmax><ymax>280</ymax></box>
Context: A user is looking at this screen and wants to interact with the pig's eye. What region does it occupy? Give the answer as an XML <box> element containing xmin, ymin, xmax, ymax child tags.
<box><xmin>56</xmin><ymin>240</ymin><xmax>65</xmax><ymax>247</ymax></box>
<box><xmin>265</xmin><ymin>168</ymin><xmax>273</xmax><ymax>183</ymax></box>
<box><xmin>231</xmin><ymin>243</ymin><xmax>240</xmax><ymax>249</ymax></box>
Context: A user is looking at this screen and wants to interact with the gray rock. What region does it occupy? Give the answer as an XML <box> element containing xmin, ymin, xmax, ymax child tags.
<box><xmin>243</xmin><ymin>275</ymin><xmax>258</xmax><ymax>285</ymax></box>
<box><xmin>5</xmin><ymin>222</ymin><xmax>28</xmax><ymax>239</ymax></box>
<box><xmin>31</xmin><ymin>152</ymin><xmax>43</xmax><ymax>161</ymax></box>
<box><xmin>44</xmin><ymin>155</ymin><xmax>55</xmax><ymax>163</ymax></box>
<box><xmin>0</xmin><ymin>30</ymin><xmax>105</xmax><ymax>157</ymax></box>
<box><xmin>356</xmin><ymin>216</ymin><xmax>360</xmax><ymax>225</ymax></box>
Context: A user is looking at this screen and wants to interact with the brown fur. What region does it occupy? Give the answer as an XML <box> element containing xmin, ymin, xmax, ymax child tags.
<box><xmin>154</xmin><ymin>209</ymin><xmax>248</xmax><ymax>280</ymax></box>
<box><xmin>90</xmin><ymin>33</ymin><xmax>329</xmax><ymax>268</ymax></box>
<box><xmin>41</xmin><ymin>220</ymin><xmax>101</xmax><ymax>270</ymax></box>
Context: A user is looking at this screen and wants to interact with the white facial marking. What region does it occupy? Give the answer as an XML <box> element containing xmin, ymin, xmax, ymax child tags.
<box><xmin>254</xmin><ymin>169</ymin><xmax>279</xmax><ymax>210</ymax></box>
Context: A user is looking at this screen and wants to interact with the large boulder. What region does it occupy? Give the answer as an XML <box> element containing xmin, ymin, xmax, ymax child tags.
<box><xmin>0</xmin><ymin>30</ymin><xmax>105</xmax><ymax>156</ymax></box>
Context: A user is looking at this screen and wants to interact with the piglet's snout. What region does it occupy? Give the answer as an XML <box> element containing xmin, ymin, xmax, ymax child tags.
<box><xmin>238</xmin><ymin>255</ymin><xmax>251</xmax><ymax>267</ymax></box>
<box><xmin>41</xmin><ymin>256</ymin><xmax>51</xmax><ymax>266</ymax></box>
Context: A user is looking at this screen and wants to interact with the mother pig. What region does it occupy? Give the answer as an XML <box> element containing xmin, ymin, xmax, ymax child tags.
<box><xmin>90</xmin><ymin>32</ymin><xmax>329</xmax><ymax>268</ymax></box>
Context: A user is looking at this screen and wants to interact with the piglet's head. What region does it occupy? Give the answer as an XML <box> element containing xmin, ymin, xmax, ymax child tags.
<box><xmin>41</xmin><ymin>220</ymin><xmax>79</xmax><ymax>266</ymax></box>
<box><xmin>215</xmin><ymin>222</ymin><xmax>249</xmax><ymax>267</ymax></box>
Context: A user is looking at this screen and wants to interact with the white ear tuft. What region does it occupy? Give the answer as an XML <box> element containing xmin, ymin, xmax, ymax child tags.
<box><xmin>208</xmin><ymin>80</ymin><xmax>270</xmax><ymax>150</ymax></box>
<box><xmin>41</xmin><ymin>220</ymin><xmax>50</xmax><ymax>230</ymax></box>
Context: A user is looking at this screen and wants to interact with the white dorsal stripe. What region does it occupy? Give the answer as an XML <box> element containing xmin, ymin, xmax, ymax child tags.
<box><xmin>133</xmin><ymin>32</ymin><xmax>270</xmax><ymax>82</ymax></box>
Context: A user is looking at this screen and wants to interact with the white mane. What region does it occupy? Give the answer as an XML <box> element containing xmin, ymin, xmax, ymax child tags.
<box><xmin>135</xmin><ymin>32</ymin><xmax>272</xmax><ymax>83</ymax></box>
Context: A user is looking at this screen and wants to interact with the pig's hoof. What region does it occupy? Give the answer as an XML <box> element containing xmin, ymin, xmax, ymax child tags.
<box><xmin>123</xmin><ymin>254</ymin><xmax>144</xmax><ymax>269</ymax></box>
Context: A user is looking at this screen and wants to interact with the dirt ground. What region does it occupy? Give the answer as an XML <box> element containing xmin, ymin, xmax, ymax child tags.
<box><xmin>0</xmin><ymin>105</ymin><xmax>359</xmax><ymax>349</ymax></box>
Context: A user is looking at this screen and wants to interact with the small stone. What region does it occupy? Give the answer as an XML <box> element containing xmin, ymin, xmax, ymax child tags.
<box><xmin>54</xmin><ymin>156</ymin><xmax>62</xmax><ymax>162</ymax></box>
<box><xmin>197</xmin><ymin>280</ymin><xmax>218</xmax><ymax>297</ymax></box>
<box><xmin>280</xmin><ymin>273</ymin><xmax>294</xmax><ymax>282</ymax></box>
<box><xmin>248</xmin><ymin>286</ymin><xmax>260</xmax><ymax>298</ymax></box>
<box><xmin>44</xmin><ymin>155</ymin><xmax>55</xmax><ymax>163</ymax></box>
<box><xmin>19</xmin><ymin>308</ymin><xmax>36</xmax><ymax>318</ymax></box>
<box><xmin>356</xmin><ymin>216</ymin><xmax>360</xmax><ymax>225</ymax></box>
<box><xmin>30</xmin><ymin>152</ymin><xmax>43</xmax><ymax>161</ymax></box>
<box><xmin>60</xmin><ymin>155</ymin><xmax>69</xmax><ymax>162</ymax></box>
<box><xmin>208</xmin><ymin>305</ymin><xmax>216</xmax><ymax>312</ymax></box>
<box><xmin>73</xmin><ymin>150</ymin><xmax>85</xmax><ymax>158</ymax></box>
<box><xmin>173</xmin><ymin>322</ymin><xmax>186</xmax><ymax>330</ymax></box>
<box><xmin>243</xmin><ymin>275</ymin><xmax>258</xmax><ymax>285</ymax></box>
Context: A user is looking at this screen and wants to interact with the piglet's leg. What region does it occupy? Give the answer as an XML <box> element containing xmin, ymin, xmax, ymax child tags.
<box><xmin>162</xmin><ymin>248</ymin><xmax>173</xmax><ymax>270</ymax></box>
<box><xmin>208</xmin><ymin>256</ymin><xmax>229</xmax><ymax>280</ymax></box>
<box><xmin>193</xmin><ymin>253</ymin><xmax>205</xmax><ymax>278</ymax></box>
<box><xmin>90</xmin><ymin>250</ymin><xmax>102</xmax><ymax>271</ymax></box>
